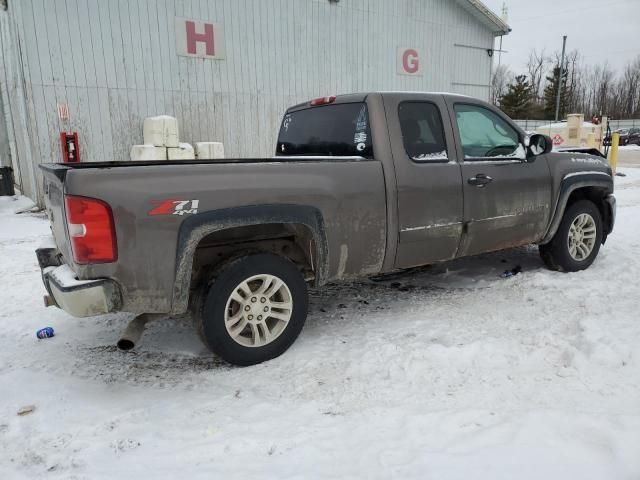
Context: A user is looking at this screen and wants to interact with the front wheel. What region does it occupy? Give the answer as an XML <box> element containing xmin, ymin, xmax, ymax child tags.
<box><xmin>539</xmin><ymin>199</ymin><xmax>603</xmax><ymax>272</ymax></box>
<box><xmin>194</xmin><ymin>253</ymin><xmax>308</xmax><ymax>366</ymax></box>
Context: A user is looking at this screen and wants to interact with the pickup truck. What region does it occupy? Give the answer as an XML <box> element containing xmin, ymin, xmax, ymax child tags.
<box><xmin>37</xmin><ymin>92</ymin><xmax>616</xmax><ymax>366</ymax></box>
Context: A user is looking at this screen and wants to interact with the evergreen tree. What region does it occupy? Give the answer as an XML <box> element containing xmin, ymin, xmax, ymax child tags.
<box><xmin>498</xmin><ymin>75</ymin><xmax>533</xmax><ymax>118</ymax></box>
<box><xmin>543</xmin><ymin>66</ymin><xmax>570</xmax><ymax>120</ymax></box>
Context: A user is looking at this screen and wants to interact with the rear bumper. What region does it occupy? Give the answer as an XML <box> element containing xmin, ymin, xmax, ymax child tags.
<box><xmin>37</xmin><ymin>248</ymin><xmax>121</xmax><ymax>317</ymax></box>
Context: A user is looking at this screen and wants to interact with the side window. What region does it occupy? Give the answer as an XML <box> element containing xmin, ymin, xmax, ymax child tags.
<box><xmin>454</xmin><ymin>104</ymin><xmax>525</xmax><ymax>160</ymax></box>
<box><xmin>398</xmin><ymin>102</ymin><xmax>448</xmax><ymax>162</ymax></box>
<box><xmin>276</xmin><ymin>103</ymin><xmax>373</xmax><ymax>158</ymax></box>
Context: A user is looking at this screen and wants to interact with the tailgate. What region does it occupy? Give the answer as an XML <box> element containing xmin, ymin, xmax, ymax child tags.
<box><xmin>40</xmin><ymin>164</ymin><xmax>73</xmax><ymax>263</ymax></box>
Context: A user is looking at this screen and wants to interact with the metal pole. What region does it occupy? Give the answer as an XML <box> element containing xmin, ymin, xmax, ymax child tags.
<box><xmin>609</xmin><ymin>132</ymin><xmax>619</xmax><ymax>175</ymax></box>
<box><xmin>554</xmin><ymin>35</ymin><xmax>567</xmax><ymax>122</ymax></box>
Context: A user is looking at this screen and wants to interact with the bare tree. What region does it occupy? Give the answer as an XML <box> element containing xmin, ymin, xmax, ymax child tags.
<box><xmin>512</xmin><ymin>51</ymin><xmax>640</xmax><ymax>119</ymax></box>
<box><xmin>564</xmin><ymin>50</ymin><xmax>581</xmax><ymax>113</ymax></box>
<box><xmin>526</xmin><ymin>49</ymin><xmax>549</xmax><ymax>101</ymax></box>
<box><xmin>491</xmin><ymin>64</ymin><xmax>512</xmax><ymax>106</ymax></box>
<box><xmin>618</xmin><ymin>56</ymin><xmax>640</xmax><ymax>117</ymax></box>
<box><xmin>595</xmin><ymin>64</ymin><xmax>615</xmax><ymax>116</ymax></box>
<box><xmin>635</xmin><ymin>56</ymin><xmax>640</xmax><ymax>117</ymax></box>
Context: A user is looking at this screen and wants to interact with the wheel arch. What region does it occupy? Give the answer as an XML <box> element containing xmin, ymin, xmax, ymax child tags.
<box><xmin>171</xmin><ymin>204</ymin><xmax>328</xmax><ymax>315</ymax></box>
<box><xmin>541</xmin><ymin>172</ymin><xmax>614</xmax><ymax>245</ymax></box>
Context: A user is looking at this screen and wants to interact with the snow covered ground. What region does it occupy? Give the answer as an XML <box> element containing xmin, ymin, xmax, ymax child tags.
<box><xmin>1</xmin><ymin>170</ymin><xmax>640</xmax><ymax>479</ymax></box>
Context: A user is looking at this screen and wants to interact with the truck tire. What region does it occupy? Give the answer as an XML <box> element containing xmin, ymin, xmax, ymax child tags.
<box><xmin>539</xmin><ymin>199</ymin><xmax>603</xmax><ymax>272</ymax></box>
<box><xmin>194</xmin><ymin>253</ymin><xmax>308</xmax><ymax>366</ymax></box>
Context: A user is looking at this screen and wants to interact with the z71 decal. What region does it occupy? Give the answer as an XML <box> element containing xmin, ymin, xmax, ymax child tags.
<box><xmin>148</xmin><ymin>199</ymin><xmax>200</xmax><ymax>216</ymax></box>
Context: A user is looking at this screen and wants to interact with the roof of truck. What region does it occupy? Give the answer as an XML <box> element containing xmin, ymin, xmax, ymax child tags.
<box><xmin>378</xmin><ymin>91</ymin><xmax>472</xmax><ymax>98</ymax></box>
<box><xmin>286</xmin><ymin>92</ymin><xmax>475</xmax><ymax>113</ymax></box>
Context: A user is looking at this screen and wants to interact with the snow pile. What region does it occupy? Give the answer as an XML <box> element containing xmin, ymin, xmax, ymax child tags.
<box><xmin>412</xmin><ymin>151</ymin><xmax>448</xmax><ymax>161</ymax></box>
<box><xmin>619</xmin><ymin>144</ymin><xmax>640</xmax><ymax>151</ymax></box>
<box><xmin>1</xmin><ymin>173</ymin><xmax>640</xmax><ymax>479</ymax></box>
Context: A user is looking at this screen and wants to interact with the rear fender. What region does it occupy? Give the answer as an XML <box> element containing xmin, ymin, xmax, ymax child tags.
<box><xmin>171</xmin><ymin>204</ymin><xmax>327</xmax><ymax>315</ymax></box>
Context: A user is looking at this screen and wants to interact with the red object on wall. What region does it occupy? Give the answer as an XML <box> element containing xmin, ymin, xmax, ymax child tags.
<box><xmin>552</xmin><ymin>134</ymin><xmax>564</xmax><ymax>146</ymax></box>
<box><xmin>402</xmin><ymin>49</ymin><xmax>419</xmax><ymax>74</ymax></box>
<box><xmin>185</xmin><ymin>20</ymin><xmax>215</xmax><ymax>56</ymax></box>
<box><xmin>60</xmin><ymin>132</ymin><xmax>80</xmax><ymax>163</ymax></box>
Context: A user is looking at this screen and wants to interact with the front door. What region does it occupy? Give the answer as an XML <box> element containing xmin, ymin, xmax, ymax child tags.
<box><xmin>385</xmin><ymin>94</ymin><xmax>464</xmax><ymax>269</ymax></box>
<box><xmin>447</xmin><ymin>101</ymin><xmax>552</xmax><ymax>256</ymax></box>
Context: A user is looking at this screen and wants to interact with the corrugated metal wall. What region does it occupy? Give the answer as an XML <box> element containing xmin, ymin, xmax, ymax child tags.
<box><xmin>0</xmin><ymin>0</ymin><xmax>495</xmax><ymax>204</ymax></box>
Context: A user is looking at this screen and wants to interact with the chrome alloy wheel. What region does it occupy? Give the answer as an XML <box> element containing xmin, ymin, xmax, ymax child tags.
<box><xmin>224</xmin><ymin>274</ymin><xmax>293</xmax><ymax>347</ymax></box>
<box><xmin>567</xmin><ymin>213</ymin><xmax>597</xmax><ymax>261</ymax></box>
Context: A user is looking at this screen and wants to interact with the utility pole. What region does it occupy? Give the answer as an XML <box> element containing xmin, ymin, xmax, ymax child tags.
<box><xmin>554</xmin><ymin>35</ymin><xmax>567</xmax><ymax>122</ymax></box>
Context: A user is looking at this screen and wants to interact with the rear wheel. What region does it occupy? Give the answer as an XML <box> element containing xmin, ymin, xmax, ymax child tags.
<box><xmin>194</xmin><ymin>253</ymin><xmax>308</xmax><ymax>366</ymax></box>
<box><xmin>539</xmin><ymin>199</ymin><xmax>603</xmax><ymax>272</ymax></box>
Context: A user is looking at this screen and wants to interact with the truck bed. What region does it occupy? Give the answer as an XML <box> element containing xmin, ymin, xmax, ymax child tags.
<box><xmin>40</xmin><ymin>156</ymin><xmax>388</xmax><ymax>314</ymax></box>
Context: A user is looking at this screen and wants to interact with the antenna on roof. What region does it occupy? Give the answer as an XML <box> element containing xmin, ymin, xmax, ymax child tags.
<box><xmin>501</xmin><ymin>2</ymin><xmax>508</xmax><ymax>23</ymax></box>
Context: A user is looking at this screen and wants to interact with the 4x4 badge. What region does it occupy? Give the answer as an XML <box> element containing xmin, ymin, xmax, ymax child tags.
<box><xmin>148</xmin><ymin>199</ymin><xmax>199</xmax><ymax>216</ymax></box>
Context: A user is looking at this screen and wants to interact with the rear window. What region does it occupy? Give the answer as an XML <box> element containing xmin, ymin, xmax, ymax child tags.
<box><xmin>276</xmin><ymin>103</ymin><xmax>373</xmax><ymax>158</ymax></box>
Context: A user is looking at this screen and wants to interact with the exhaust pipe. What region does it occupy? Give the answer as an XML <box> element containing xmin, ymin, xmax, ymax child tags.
<box><xmin>117</xmin><ymin>314</ymin><xmax>151</xmax><ymax>351</ymax></box>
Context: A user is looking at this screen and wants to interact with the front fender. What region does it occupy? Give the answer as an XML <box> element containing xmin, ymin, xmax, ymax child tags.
<box><xmin>171</xmin><ymin>204</ymin><xmax>328</xmax><ymax>314</ymax></box>
<box><xmin>540</xmin><ymin>171</ymin><xmax>614</xmax><ymax>244</ymax></box>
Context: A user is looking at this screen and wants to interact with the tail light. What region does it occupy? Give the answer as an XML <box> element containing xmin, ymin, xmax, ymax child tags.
<box><xmin>310</xmin><ymin>95</ymin><xmax>336</xmax><ymax>106</ymax></box>
<box><xmin>64</xmin><ymin>195</ymin><xmax>117</xmax><ymax>264</ymax></box>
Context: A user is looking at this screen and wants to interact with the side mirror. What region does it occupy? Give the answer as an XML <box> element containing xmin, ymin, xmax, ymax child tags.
<box><xmin>527</xmin><ymin>134</ymin><xmax>553</xmax><ymax>158</ymax></box>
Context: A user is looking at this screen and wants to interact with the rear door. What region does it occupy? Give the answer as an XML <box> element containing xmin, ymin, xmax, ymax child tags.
<box><xmin>446</xmin><ymin>99</ymin><xmax>552</xmax><ymax>256</ymax></box>
<box><xmin>384</xmin><ymin>94</ymin><xmax>464</xmax><ymax>269</ymax></box>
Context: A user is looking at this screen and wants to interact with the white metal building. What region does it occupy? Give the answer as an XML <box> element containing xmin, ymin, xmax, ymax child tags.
<box><xmin>0</xmin><ymin>0</ymin><xmax>509</xmax><ymax>204</ymax></box>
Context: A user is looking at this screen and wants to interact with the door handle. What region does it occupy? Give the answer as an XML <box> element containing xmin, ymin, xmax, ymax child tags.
<box><xmin>468</xmin><ymin>173</ymin><xmax>493</xmax><ymax>187</ymax></box>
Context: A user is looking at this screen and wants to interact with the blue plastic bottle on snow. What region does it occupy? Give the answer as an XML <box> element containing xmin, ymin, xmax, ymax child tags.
<box><xmin>36</xmin><ymin>327</ymin><xmax>55</xmax><ymax>339</ymax></box>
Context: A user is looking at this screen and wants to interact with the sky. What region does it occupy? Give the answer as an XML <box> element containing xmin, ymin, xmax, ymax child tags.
<box><xmin>482</xmin><ymin>0</ymin><xmax>640</xmax><ymax>75</ymax></box>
